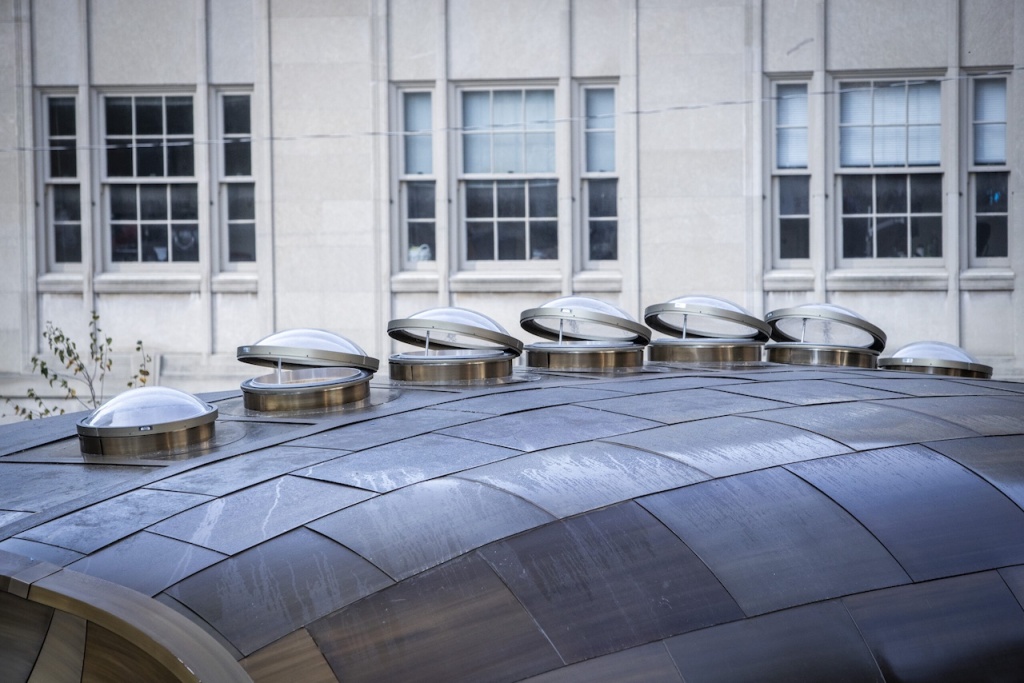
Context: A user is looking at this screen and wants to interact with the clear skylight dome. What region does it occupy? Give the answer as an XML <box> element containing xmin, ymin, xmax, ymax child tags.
<box><xmin>645</xmin><ymin>295</ymin><xmax>770</xmax><ymax>340</ymax></box>
<box><xmin>879</xmin><ymin>340</ymin><xmax>992</xmax><ymax>378</ymax></box>
<box><xmin>80</xmin><ymin>386</ymin><xmax>216</xmax><ymax>430</ymax></box>
<box><xmin>766</xmin><ymin>303</ymin><xmax>886</xmax><ymax>350</ymax></box>
<box><xmin>388</xmin><ymin>307</ymin><xmax>521</xmax><ymax>352</ymax></box>
<box><xmin>237</xmin><ymin>328</ymin><xmax>379</xmax><ymax>370</ymax></box>
<box><xmin>521</xmin><ymin>296</ymin><xmax>651</xmax><ymax>344</ymax></box>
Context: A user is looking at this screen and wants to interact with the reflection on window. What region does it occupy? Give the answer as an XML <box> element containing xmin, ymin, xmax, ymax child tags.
<box><xmin>104</xmin><ymin>95</ymin><xmax>197</xmax><ymax>264</ymax></box>
<box><xmin>46</xmin><ymin>96</ymin><xmax>81</xmax><ymax>264</ymax></box>
<box><xmin>841</xmin><ymin>174</ymin><xmax>941</xmax><ymax>258</ymax></box>
<box><xmin>465</xmin><ymin>180</ymin><xmax>557</xmax><ymax>261</ymax></box>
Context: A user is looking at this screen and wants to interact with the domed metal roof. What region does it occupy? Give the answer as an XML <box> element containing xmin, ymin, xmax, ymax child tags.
<box><xmin>3</xmin><ymin>361</ymin><xmax>1024</xmax><ymax>681</ymax></box>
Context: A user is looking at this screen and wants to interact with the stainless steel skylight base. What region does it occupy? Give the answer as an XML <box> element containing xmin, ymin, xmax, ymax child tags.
<box><xmin>648</xmin><ymin>340</ymin><xmax>764</xmax><ymax>363</ymax></box>
<box><xmin>878</xmin><ymin>359</ymin><xmax>992</xmax><ymax>379</ymax></box>
<box><xmin>389</xmin><ymin>353</ymin><xmax>515</xmax><ymax>382</ymax></box>
<box><xmin>766</xmin><ymin>343</ymin><xmax>879</xmax><ymax>368</ymax></box>
<box><xmin>524</xmin><ymin>344</ymin><xmax>646</xmax><ymax>370</ymax></box>
<box><xmin>240</xmin><ymin>377</ymin><xmax>371</xmax><ymax>411</ymax></box>
<box><xmin>78</xmin><ymin>421</ymin><xmax>216</xmax><ymax>457</ymax></box>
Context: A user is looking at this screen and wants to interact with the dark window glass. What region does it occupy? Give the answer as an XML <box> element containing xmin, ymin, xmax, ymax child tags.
<box><xmin>843</xmin><ymin>217</ymin><xmax>872</xmax><ymax>258</ymax></box>
<box><xmin>110</xmin><ymin>185</ymin><xmax>137</xmax><ymax>220</ymax></box>
<box><xmin>842</xmin><ymin>176</ymin><xmax>873</xmax><ymax>214</ymax></box>
<box><xmin>223</xmin><ymin>95</ymin><xmax>251</xmax><ymax>135</ymax></box>
<box><xmin>172</xmin><ymin>184</ymin><xmax>199</xmax><ymax>220</ymax></box>
<box><xmin>977</xmin><ymin>216</ymin><xmax>1008</xmax><ymax>258</ymax></box>
<box><xmin>49</xmin><ymin>97</ymin><xmax>76</xmax><ymax>136</ymax></box>
<box><xmin>141</xmin><ymin>225</ymin><xmax>168</xmax><ymax>261</ymax></box>
<box><xmin>106</xmin><ymin>144</ymin><xmax>134</xmax><ymax>177</ymax></box>
<box><xmin>137</xmin><ymin>141</ymin><xmax>164</xmax><ymax>177</ymax></box>
<box><xmin>466</xmin><ymin>222</ymin><xmax>493</xmax><ymax>260</ymax></box>
<box><xmin>111</xmin><ymin>224</ymin><xmax>139</xmax><ymax>262</ymax></box>
<box><xmin>166</xmin><ymin>97</ymin><xmax>193</xmax><ymax>135</ymax></box>
<box><xmin>977</xmin><ymin>172</ymin><xmax>1009</xmax><ymax>213</ymax></box>
<box><xmin>407</xmin><ymin>182</ymin><xmax>434</xmax><ymax>219</ymax></box>
<box><xmin>911</xmin><ymin>216</ymin><xmax>942</xmax><ymax>257</ymax></box>
<box><xmin>229</xmin><ymin>223</ymin><xmax>256</xmax><ymax>262</ymax></box>
<box><xmin>530</xmin><ymin>220</ymin><xmax>558</xmax><ymax>259</ymax></box>
<box><xmin>408</xmin><ymin>223</ymin><xmax>434</xmax><ymax>258</ymax></box>
<box><xmin>780</xmin><ymin>218</ymin><xmax>810</xmax><ymax>259</ymax></box>
<box><xmin>135</xmin><ymin>97</ymin><xmax>163</xmax><ymax>135</ymax></box>
<box><xmin>50</xmin><ymin>145</ymin><xmax>77</xmax><ymax>178</ymax></box>
<box><xmin>226</xmin><ymin>184</ymin><xmax>253</xmax><ymax>221</ymax></box>
<box><xmin>466</xmin><ymin>182</ymin><xmax>493</xmax><ymax>219</ymax></box>
<box><xmin>910</xmin><ymin>174</ymin><xmax>942</xmax><ymax>213</ymax></box>
<box><xmin>54</xmin><ymin>223</ymin><xmax>81</xmax><ymax>263</ymax></box>
<box><xmin>172</xmin><ymin>224</ymin><xmax>199</xmax><ymax>261</ymax></box>
<box><xmin>590</xmin><ymin>220</ymin><xmax>617</xmax><ymax>260</ymax></box>
<box><xmin>139</xmin><ymin>185</ymin><xmax>167</xmax><ymax>220</ymax></box>
<box><xmin>589</xmin><ymin>178</ymin><xmax>617</xmax><ymax>217</ymax></box>
<box><xmin>167</xmin><ymin>141</ymin><xmax>194</xmax><ymax>176</ymax></box>
<box><xmin>497</xmin><ymin>181</ymin><xmax>525</xmax><ymax>217</ymax></box>
<box><xmin>497</xmin><ymin>221</ymin><xmax>526</xmax><ymax>259</ymax></box>
<box><xmin>53</xmin><ymin>185</ymin><xmax>81</xmax><ymax>222</ymax></box>
<box><xmin>876</xmin><ymin>217</ymin><xmax>907</xmax><ymax>257</ymax></box>
<box><xmin>779</xmin><ymin>176</ymin><xmax>808</xmax><ymax>215</ymax></box>
<box><xmin>224</xmin><ymin>139</ymin><xmax>251</xmax><ymax>176</ymax></box>
<box><xmin>876</xmin><ymin>175</ymin><xmax>907</xmax><ymax>214</ymax></box>
<box><xmin>105</xmin><ymin>98</ymin><xmax>133</xmax><ymax>136</ymax></box>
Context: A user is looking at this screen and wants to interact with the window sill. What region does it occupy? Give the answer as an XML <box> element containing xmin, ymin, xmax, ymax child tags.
<box><xmin>38</xmin><ymin>273</ymin><xmax>85</xmax><ymax>294</ymax></box>
<box><xmin>959</xmin><ymin>269</ymin><xmax>1015</xmax><ymax>291</ymax></box>
<box><xmin>212</xmin><ymin>273</ymin><xmax>258</xmax><ymax>293</ymax></box>
<box><xmin>94</xmin><ymin>272</ymin><xmax>202</xmax><ymax>294</ymax></box>
<box><xmin>825</xmin><ymin>270</ymin><xmax>949</xmax><ymax>291</ymax></box>
<box><xmin>450</xmin><ymin>271</ymin><xmax>562</xmax><ymax>293</ymax></box>
<box><xmin>391</xmin><ymin>271</ymin><xmax>440</xmax><ymax>293</ymax></box>
<box><xmin>573</xmin><ymin>270</ymin><xmax>622</xmax><ymax>293</ymax></box>
<box><xmin>763</xmin><ymin>270</ymin><xmax>815</xmax><ymax>292</ymax></box>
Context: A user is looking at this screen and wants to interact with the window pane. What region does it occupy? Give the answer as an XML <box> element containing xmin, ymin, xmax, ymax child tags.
<box><xmin>110</xmin><ymin>185</ymin><xmax>138</xmax><ymax>220</ymax></box>
<box><xmin>976</xmin><ymin>172</ymin><xmax>1008</xmax><ymax>213</ymax></box>
<box><xmin>586</xmin><ymin>131</ymin><xmax>615</xmax><ymax>173</ymax></box>
<box><xmin>911</xmin><ymin>216</ymin><xmax>942</xmax><ymax>257</ymax></box>
<box><xmin>843</xmin><ymin>217</ymin><xmax>872</xmax><ymax>258</ymax></box>
<box><xmin>840</xmin><ymin>83</ymin><xmax>871</xmax><ymax>125</ymax></box>
<box><xmin>229</xmin><ymin>223</ymin><xmax>256</xmax><ymax>262</ymax></box>
<box><xmin>589</xmin><ymin>220</ymin><xmax>616</xmax><ymax>261</ymax></box>
<box><xmin>111</xmin><ymin>224</ymin><xmax>138</xmax><ymax>261</ymax></box>
<box><xmin>873</xmin><ymin>127</ymin><xmax>906</xmax><ymax>166</ymax></box>
<box><xmin>497</xmin><ymin>181</ymin><xmax>525</xmax><ymax>218</ymax></box>
<box><xmin>529</xmin><ymin>180</ymin><xmax>558</xmax><ymax>218</ymax></box>
<box><xmin>166</xmin><ymin>97</ymin><xmax>193</xmax><ymax>135</ymax></box>
<box><xmin>842</xmin><ymin>176</ymin><xmax>873</xmax><ymax>214</ymax></box>
<box><xmin>840</xmin><ymin>127</ymin><xmax>871</xmax><ymax>167</ymax></box>
<box><xmin>975</xmin><ymin>123</ymin><xmax>1006</xmax><ymax>165</ymax></box>
<box><xmin>137</xmin><ymin>142</ymin><xmax>164</xmax><ymax>176</ymax></box>
<box><xmin>466</xmin><ymin>222</ymin><xmax>494</xmax><ymax>260</ymax></box>
<box><xmin>49</xmin><ymin>97</ymin><xmax>76</xmax><ymax>136</ymax></box>
<box><xmin>874</xmin><ymin>83</ymin><xmax>905</xmax><ymax>125</ymax></box>
<box><xmin>223</xmin><ymin>95</ymin><xmax>251</xmax><ymax>135</ymax></box>
<box><xmin>908</xmin><ymin>82</ymin><xmax>940</xmax><ymax>124</ymax></box>
<box><xmin>779</xmin><ymin>176</ymin><xmax>809</xmax><ymax>215</ymax></box>
<box><xmin>530</xmin><ymin>221</ymin><xmax>558</xmax><ymax>260</ymax></box>
<box><xmin>876</xmin><ymin>217</ymin><xmax>907</xmax><ymax>257</ymax></box>
<box><xmin>167</xmin><ymin>140</ymin><xmax>195</xmax><ymax>176</ymax></box>
<box><xmin>140</xmin><ymin>184</ymin><xmax>167</xmax><ymax>220</ymax></box>
<box><xmin>908</xmin><ymin>125</ymin><xmax>940</xmax><ymax>166</ymax></box>
<box><xmin>225</xmin><ymin>139</ymin><xmax>252</xmax><ymax>176</ymax></box>
<box><xmin>142</xmin><ymin>224</ymin><xmax>168</xmax><ymax>261</ymax></box>
<box><xmin>976</xmin><ymin>215</ymin><xmax>1007</xmax><ymax>258</ymax></box>
<box><xmin>105</xmin><ymin>97</ymin><xmax>133</xmax><ymax>135</ymax></box>
<box><xmin>51</xmin><ymin>146</ymin><xmax>77</xmax><ymax>178</ymax></box>
<box><xmin>172</xmin><ymin>224</ymin><xmax>199</xmax><ymax>261</ymax></box>
<box><xmin>107</xmin><ymin>144</ymin><xmax>134</xmax><ymax>177</ymax></box>
<box><xmin>463</xmin><ymin>92</ymin><xmax>490</xmax><ymax>131</ymax></box>
<box><xmin>493</xmin><ymin>133</ymin><xmax>523</xmax><ymax>173</ymax></box>
<box><xmin>780</xmin><ymin>218</ymin><xmax>809</xmax><ymax>259</ymax></box>
<box><xmin>53</xmin><ymin>185</ymin><xmax>81</xmax><ymax>222</ymax></box>
<box><xmin>463</xmin><ymin>134</ymin><xmax>490</xmax><ymax>173</ymax></box>
<box><xmin>975</xmin><ymin>79</ymin><xmax>1006</xmax><ymax>122</ymax></box>
<box><xmin>910</xmin><ymin>174</ymin><xmax>942</xmax><ymax>213</ymax></box>
<box><xmin>585</xmin><ymin>89</ymin><xmax>614</xmax><ymax>128</ymax></box>
<box><xmin>405</xmin><ymin>135</ymin><xmax>432</xmax><ymax>175</ymax></box>
<box><xmin>493</xmin><ymin>91</ymin><xmax>522</xmax><ymax>128</ymax></box>
<box><xmin>525</xmin><ymin>90</ymin><xmax>554</xmax><ymax>130</ymax></box>
<box><xmin>466</xmin><ymin>182</ymin><xmax>493</xmax><ymax>218</ymax></box>
<box><xmin>136</xmin><ymin>97</ymin><xmax>163</xmax><ymax>135</ymax></box>
<box><xmin>776</xmin><ymin>84</ymin><xmax>807</xmax><ymax>126</ymax></box>
<box><xmin>588</xmin><ymin>179</ymin><xmax>617</xmax><ymax>218</ymax></box>
<box><xmin>497</xmin><ymin>222</ymin><xmax>526</xmax><ymax>259</ymax></box>
<box><xmin>54</xmin><ymin>223</ymin><xmax>81</xmax><ymax>263</ymax></box>
<box><xmin>776</xmin><ymin>128</ymin><xmax>807</xmax><ymax>169</ymax></box>
<box><xmin>876</xmin><ymin>175</ymin><xmax>907</xmax><ymax>214</ymax></box>
<box><xmin>408</xmin><ymin>222</ymin><xmax>435</xmax><ymax>261</ymax></box>
<box><xmin>526</xmin><ymin>132</ymin><xmax>555</xmax><ymax>173</ymax></box>
<box><xmin>173</xmin><ymin>184</ymin><xmax>200</xmax><ymax>220</ymax></box>
<box><xmin>404</xmin><ymin>92</ymin><xmax>431</xmax><ymax>132</ymax></box>
<box><xmin>407</xmin><ymin>182</ymin><xmax>434</xmax><ymax>219</ymax></box>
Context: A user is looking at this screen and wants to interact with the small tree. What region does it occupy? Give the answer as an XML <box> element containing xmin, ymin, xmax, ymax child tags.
<box><xmin>4</xmin><ymin>312</ymin><xmax>150</xmax><ymax>420</ymax></box>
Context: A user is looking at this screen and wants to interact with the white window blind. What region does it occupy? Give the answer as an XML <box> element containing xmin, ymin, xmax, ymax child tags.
<box><xmin>974</xmin><ymin>79</ymin><xmax>1006</xmax><ymax>165</ymax></box>
<box><xmin>839</xmin><ymin>81</ymin><xmax>939</xmax><ymax>168</ymax></box>
<box><xmin>776</xmin><ymin>84</ymin><xmax>808</xmax><ymax>169</ymax></box>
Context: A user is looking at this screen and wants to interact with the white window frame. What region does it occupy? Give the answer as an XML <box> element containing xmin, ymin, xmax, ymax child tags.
<box><xmin>579</xmin><ymin>83</ymin><xmax>619</xmax><ymax>270</ymax></box>
<box><xmin>833</xmin><ymin>77</ymin><xmax>946</xmax><ymax>269</ymax></box>
<box><xmin>398</xmin><ymin>88</ymin><xmax>437</xmax><ymax>271</ymax></box>
<box><xmin>771</xmin><ymin>80</ymin><xmax>811</xmax><ymax>267</ymax></box>
<box><xmin>99</xmin><ymin>90</ymin><xmax>201</xmax><ymax>271</ymax></box>
<box><xmin>40</xmin><ymin>91</ymin><xmax>84</xmax><ymax>273</ymax></box>
<box><xmin>967</xmin><ymin>75</ymin><xmax>1010</xmax><ymax>268</ymax></box>
<box><xmin>456</xmin><ymin>84</ymin><xmax>560</xmax><ymax>271</ymax></box>
<box><xmin>215</xmin><ymin>89</ymin><xmax>256</xmax><ymax>272</ymax></box>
